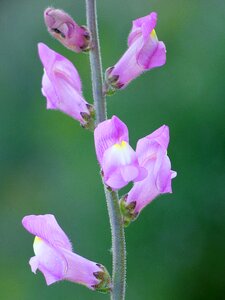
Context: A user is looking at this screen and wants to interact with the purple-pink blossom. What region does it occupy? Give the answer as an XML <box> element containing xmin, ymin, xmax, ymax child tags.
<box><xmin>44</xmin><ymin>7</ymin><xmax>91</xmax><ymax>52</ymax></box>
<box><xmin>22</xmin><ymin>214</ymin><xmax>111</xmax><ymax>291</ymax></box>
<box><xmin>105</xmin><ymin>12</ymin><xmax>166</xmax><ymax>90</ymax></box>
<box><xmin>94</xmin><ymin>116</ymin><xmax>147</xmax><ymax>190</ymax></box>
<box><xmin>38</xmin><ymin>43</ymin><xmax>94</xmax><ymax>126</ymax></box>
<box><xmin>120</xmin><ymin>125</ymin><xmax>176</xmax><ymax>225</ymax></box>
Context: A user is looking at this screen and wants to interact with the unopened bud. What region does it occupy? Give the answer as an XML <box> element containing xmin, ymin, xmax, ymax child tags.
<box><xmin>44</xmin><ymin>7</ymin><xmax>91</xmax><ymax>52</ymax></box>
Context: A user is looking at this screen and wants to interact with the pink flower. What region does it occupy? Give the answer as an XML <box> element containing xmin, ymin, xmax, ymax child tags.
<box><xmin>105</xmin><ymin>12</ymin><xmax>166</xmax><ymax>90</ymax></box>
<box><xmin>44</xmin><ymin>7</ymin><xmax>91</xmax><ymax>52</ymax></box>
<box><xmin>38</xmin><ymin>43</ymin><xmax>94</xmax><ymax>126</ymax></box>
<box><xmin>120</xmin><ymin>125</ymin><xmax>176</xmax><ymax>226</ymax></box>
<box><xmin>94</xmin><ymin>116</ymin><xmax>147</xmax><ymax>190</ymax></box>
<box><xmin>22</xmin><ymin>214</ymin><xmax>111</xmax><ymax>291</ymax></box>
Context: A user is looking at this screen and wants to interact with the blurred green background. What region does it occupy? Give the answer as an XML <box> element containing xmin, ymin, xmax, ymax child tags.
<box><xmin>0</xmin><ymin>0</ymin><xmax>225</xmax><ymax>299</ymax></box>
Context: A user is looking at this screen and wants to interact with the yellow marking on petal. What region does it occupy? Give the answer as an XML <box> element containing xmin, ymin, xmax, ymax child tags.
<box><xmin>34</xmin><ymin>236</ymin><xmax>42</xmax><ymax>244</ymax></box>
<box><xmin>114</xmin><ymin>141</ymin><xmax>127</xmax><ymax>149</ymax></box>
<box><xmin>150</xmin><ymin>29</ymin><xmax>158</xmax><ymax>40</ymax></box>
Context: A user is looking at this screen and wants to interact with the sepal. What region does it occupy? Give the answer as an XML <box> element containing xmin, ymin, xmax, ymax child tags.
<box><xmin>119</xmin><ymin>195</ymin><xmax>138</xmax><ymax>227</ymax></box>
<box><xmin>105</xmin><ymin>67</ymin><xmax>124</xmax><ymax>92</ymax></box>
<box><xmin>80</xmin><ymin>104</ymin><xmax>95</xmax><ymax>131</ymax></box>
<box><xmin>92</xmin><ymin>264</ymin><xmax>111</xmax><ymax>293</ymax></box>
<box><xmin>44</xmin><ymin>7</ymin><xmax>92</xmax><ymax>53</ymax></box>
<box><xmin>79</xmin><ymin>25</ymin><xmax>92</xmax><ymax>52</ymax></box>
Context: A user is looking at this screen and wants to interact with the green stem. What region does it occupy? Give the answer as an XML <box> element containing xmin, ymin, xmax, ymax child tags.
<box><xmin>85</xmin><ymin>1</ymin><xmax>126</xmax><ymax>299</ymax></box>
<box><xmin>104</xmin><ymin>187</ymin><xmax>126</xmax><ymax>300</ymax></box>
<box><xmin>85</xmin><ymin>0</ymin><xmax>106</xmax><ymax>124</ymax></box>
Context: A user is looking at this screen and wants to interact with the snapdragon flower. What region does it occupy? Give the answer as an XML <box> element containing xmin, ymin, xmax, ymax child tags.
<box><xmin>120</xmin><ymin>125</ymin><xmax>176</xmax><ymax>226</ymax></box>
<box><xmin>44</xmin><ymin>7</ymin><xmax>91</xmax><ymax>52</ymax></box>
<box><xmin>22</xmin><ymin>214</ymin><xmax>111</xmax><ymax>292</ymax></box>
<box><xmin>94</xmin><ymin>116</ymin><xmax>147</xmax><ymax>190</ymax></box>
<box><xmin>105</xmin><ymin>12</ymin><xmax>166</xmax><ymax>90</ymax></box>
<box><xmin>38</xmin><ymin>43</ymin><xmax>94</xmax><ymax>127</ymax></box>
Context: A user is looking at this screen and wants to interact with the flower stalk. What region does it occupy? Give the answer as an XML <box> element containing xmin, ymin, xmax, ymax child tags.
<box><xmin>104</xmin><ymin>187</ymin><xmax>126</xmax><ymax>300</ymax></box>
<box><xmin>85</xmin><ymin>0</ymin><xmax>126</xmax><ymax>299</ymax></box>
<box><xmin>85</xmin><ymin>0</ymin><xmax>106</xmax><ymax>124</ymax></box>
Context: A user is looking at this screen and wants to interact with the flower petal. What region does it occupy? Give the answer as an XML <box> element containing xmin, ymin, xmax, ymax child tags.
<box><xmin>155</xmin><ymin>154</ymin><xmax>173</xmax><ymax>193</ymax></box>
<box><xmin>38</xmin><ymin>43</ymin><xmax>82</xmax><ymax>94</ymax></box>
<box><xmin>136</xmin><ymin>125</ymin><xmax>169</xmax><ymax>165</ymax></box>
<box><xmin>38</xmin><ymin>265</ymin><xmax>61</xmax><ymax>285</ymax></box>
<box><xmin>126</xmin><ymin>158</ymin><xmax>159</xmax><ymax>213</ymax></box>
<box><xmin>22</xmin><ymin>214</ymin><xmax>72</xmax><ymax>251</ymax></box>
<box><xmin>126</xmin><ymin>125</ymin><xmax>176</xmax><ymax>215</ymax></box>
<box><xmin>104</xmin><ymin>169</ymin><xmax>127</xmax><ymax>190</ymax></box>
<box><xmin>29</xmin><ymin>256</ymin><xmax>39</xmax><ymax>273</ymax></box>
<box><xmin>41</xmin><ymin>71</ymin><xmax>58</xmax><ymax>109</ymax></box>
<box><xmin>128</xmin><ymin>12</ymin><xmax>157</xmax><ymax>46</ymax></box>
<box><xmin>38</xmin><ymin>43</ymin><xmax>93</xmax><ymax>124</ymax></box>
<box><xmin>141</xmin><ymin>41</ymin><xmax>166</xmax><ymax>70</ymax></box>
<box><xmin>94</xmin><ymin>116</ymin><xmax>129</xmax><ymax>164</ymax></box>
<box><xmin>23</xmin><ymin>214</ymin><xmax>111</xmax><ymax>290</ymax></box>
<box><xmin>120</xmin><ymin>165</ymin><xmax>139</xmax><ymax>182</ymax></box>
<box><xmin>61</xmin><ymin>248</ymin><xmax>101</xmax><ymax>289</ymax></box>
<box><xmin>32</xmin><ymin>237</ymin><xmax>67</xmax><ymax>285</ymax></box>
<box><xmin>109</xmin><ymin>42</ymin><xmax>144</xmax><ymax>87</ymax></box>
<box><xmin>44</xmin><ymin>8</ymin><xmax>91</xmax><ymax>53</ymax></box>
<box><xmin>136</xmin><ymin>30</ymin><xmax>159</xmax><ymax>68</ymax></box>
<box><xmin>53</xmin><ymin>74</ymin><xmax>89</xmax><ymax>122</ymax></box>
<box><xmin>102</xmin><ymin>141</ymin><xmax>146</xmax><ymax>190</ymax></box>
<box><xmin>106</xmin><ymin>12</ymin><xmax>165</xmax><ymax>89</ymax></box>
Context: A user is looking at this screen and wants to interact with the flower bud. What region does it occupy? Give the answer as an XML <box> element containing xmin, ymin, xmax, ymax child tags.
<box><xmin>44</xmin><ymin>7</ymin><xmax>91</xmax><ymax>52</ymax></box>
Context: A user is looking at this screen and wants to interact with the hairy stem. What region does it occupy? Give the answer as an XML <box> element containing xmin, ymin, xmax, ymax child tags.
<box><xmin>104</xmin><ymin>187</ymin><xmax>126</xmax><ymax>300</ymax></box>
<box><xmin>85</xmin><ymin>0</ymin><xmax>106</xmax><ymax>124</ymax></box>
<box><xmin>85</xmin><ymin>1</ymin><xmax>126</xmax><ymax>299</ymax></box>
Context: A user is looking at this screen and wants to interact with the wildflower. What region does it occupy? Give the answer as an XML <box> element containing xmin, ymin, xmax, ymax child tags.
<box><xmin>94</xmin><ymin>116</ymin><xmax>147</xmax><ymax>190</ymax></box>
<box><xmin>44</xmin><ymin>7</ymin><xmax>91</xmax><ymax>52</ymax></box>
<box><xmin>22</xmin><ymin>214</ymin><xmax>111</xmax><ymax>292</ymax></box>
<box><xmin>120</xmin><ymin>125</ymin><xmax>176</xmax><ymax>226</ymax></box>
<box><xmin>38</xmin><ymin>43</ymin><xmax>94</xmax><ymax>127</ymax></box>
<box><xmin>105</xmin><ymin>12</ymin><xmax>166</xmax><ymax>90</ymax></box>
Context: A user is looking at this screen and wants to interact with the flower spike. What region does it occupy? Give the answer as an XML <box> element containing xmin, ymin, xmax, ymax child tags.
<box><xmin>120</xmin><ymin>125</ymin><xmax>176</xmax><ymax>226</ymax></box>
<box><xmin>44</xmin><ymin>7</ymin><xmax>91</xmax><ymax>52</ymax></box>
<box><xmin>38</xmin><ymin>43</ymin><xmax>95</xmax><ymax>128</ymax></box>
<box><xmin>105</xmin><ymin>12</ymin><xmax>166</xmax><ymax>92</ymax></box>
<box><xmin>94</xmin><ymin>116</ymin><xmax>147</xmax><ymax>190</ymax></box>
<box><xmin>22</xmin><ymin>214</ymin><xmax>111</xmax><ymax>292</ymax></box>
